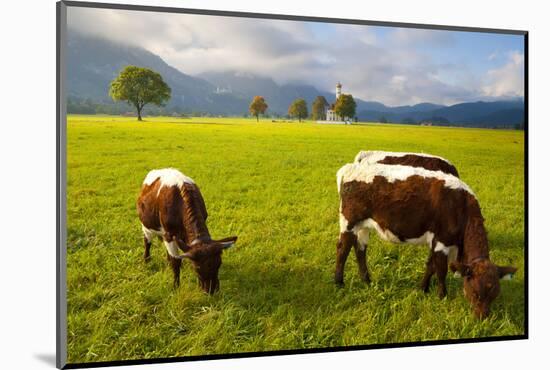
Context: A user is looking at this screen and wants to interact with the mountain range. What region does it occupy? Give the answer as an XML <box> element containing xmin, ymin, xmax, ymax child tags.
<box><xmin>67</xmin><ymin>32</ymin><xmax>525</xmax><ymax>128</ymax></box>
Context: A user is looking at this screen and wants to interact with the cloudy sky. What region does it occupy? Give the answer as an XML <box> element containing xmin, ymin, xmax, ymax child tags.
<box><xmin>67</xmin><ymin>7</ymin><xmax>524</xmax><ymax>106</ymax></box>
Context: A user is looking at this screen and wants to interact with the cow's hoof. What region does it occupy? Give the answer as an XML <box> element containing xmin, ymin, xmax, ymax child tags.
<box><xmin>361</xmin><ymin>273</ymin><xmax>371</xmax><ymax>284</ymax></box>
<box><xmin>420</xmin><ymin>279</ymin><xmax>431</xmax><ymax>293</ymax></box>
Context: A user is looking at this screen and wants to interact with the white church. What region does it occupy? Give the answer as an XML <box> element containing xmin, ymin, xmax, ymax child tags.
<box><xmin>320</xmin><ymin>82</ymin><xmax>352</xmax><ymax>124</ymax></box>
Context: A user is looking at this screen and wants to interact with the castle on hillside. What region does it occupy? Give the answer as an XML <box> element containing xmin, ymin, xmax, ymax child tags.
<box><xmin>325</xmin><ymin>82</ymin><xmax>351</xmax><ymax>123</ymax></box>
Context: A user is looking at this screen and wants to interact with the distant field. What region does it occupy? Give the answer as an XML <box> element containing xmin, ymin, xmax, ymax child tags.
<box><xmin>66</xmin><ymin>115</ymin><xmax>525</xmax><ymax>363</ymax></box>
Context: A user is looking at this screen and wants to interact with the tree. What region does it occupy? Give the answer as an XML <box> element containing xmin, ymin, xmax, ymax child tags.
<box><xmin>379</xmin><ymin>116</ymin><xmax>388</xmax><ymax>124</ymax></box>
<box><xmin>109</xmin><ymin>66</ymin><xmax>171</xmax><ymax>121</ymax></box>
<box><xmin>288</xmin><ymin>98</ymin><xmax>308</xmax><ymax>122</ymax></box>
<box><xmin>249</xmin><ymin>96</ymin><xmax>268</xmax><ymax>122</ymax></box>
<box><xmin>334</xmin><ymin>94</ymin><xmax>356</xmax><ymax>121</ymax></box>
<box><xmin>311</xmin><ymin>96</ymin><xmax>329</xmax><ymax>120</ymax></box>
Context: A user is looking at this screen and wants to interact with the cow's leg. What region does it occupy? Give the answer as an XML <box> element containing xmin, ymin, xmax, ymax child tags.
<box><xmin>143</xmin><ymin>236</ymin><xmax>152</xmax><ymax>262</ymax></box>
<box><xmin>335</xmin><ymin>231</ymin><xmax>356</xmax><ymax>286</ymax></box>
<box><xmin>420</xmin><ymin>252</ymin><xmax>435</xmax><ymax>293</ymax></box>
<box><xmin>354</xmin><ymin>229</ymin><xmax>370</xmax><ymax>283</ymax></box>
<box><xmin>163</xmin><ymin>235</ymin><xmax>182</xmax><ymax>288</ymax></box>
<box><xmin>142</xmin><ymin>225</ymin><xmax>154</xmax><ymax>262</ymax></box>
<box><xmin>167</xmin><ymin>254</ymin><xmax>182</xmax><ymax>288</ymax></box>
<box><xmin>433</xmin><ymin>251</ymin><xmax>448</xmax><ymax>298</ymax></box>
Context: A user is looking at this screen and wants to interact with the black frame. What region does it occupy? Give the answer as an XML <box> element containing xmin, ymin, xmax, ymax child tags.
<box><xmin>56</xmin><ymin>1</ymin><xmax>529</xmax><ymax>368</ymax></box>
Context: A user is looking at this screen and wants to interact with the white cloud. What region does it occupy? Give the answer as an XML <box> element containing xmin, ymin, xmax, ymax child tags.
<box><xmin>67</xmin><ymin>7</ymin><xmax>524</xmax><ymax>106</ymax></box>
<box><xmin>482</xmin><ymin>51</ymin><xmax>524</xmax><ymax>98</ymax></box>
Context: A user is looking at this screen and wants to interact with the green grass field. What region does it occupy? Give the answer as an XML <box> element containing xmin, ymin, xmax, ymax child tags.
<box><xmin>66</xmin><ymin>115</ymin><xmax>525</xmax><ymax>363</ymax></box>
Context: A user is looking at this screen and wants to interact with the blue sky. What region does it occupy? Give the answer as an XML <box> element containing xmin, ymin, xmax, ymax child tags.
<box><xmin>68</xmin><ymin>7</ymin><xmax>525</xmax><ymax>106</ymax></box>
<box><xmin>309</xmin><ymin>23</ymin><xmax>524</xmax><ymax>73</ymax></box>
<box><xmin>410</xmin><ymin>29</ymin><xmax>523</xmax><ymax>75</ymax></box>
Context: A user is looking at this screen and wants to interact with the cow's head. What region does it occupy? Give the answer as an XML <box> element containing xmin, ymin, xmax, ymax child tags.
<box><xmin>177</xmin><ymin>236</ymin><xmax>237</xmax><ymax>294</ymax></box>
<box><xmin>451</xmin><ymin>259</ymin><xmax>516</xmax><ymax>319</ymax></box>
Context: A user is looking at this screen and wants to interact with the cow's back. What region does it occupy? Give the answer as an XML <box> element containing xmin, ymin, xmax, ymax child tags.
<box><xmin>354</xmin><ymin>150</ymin><xmax>459</xmax><ymax>177</ymax></box>
<box><xmin>377</xmin><ymin>155</ymin><xmax>459</xmax><ymax>177</ymax></box>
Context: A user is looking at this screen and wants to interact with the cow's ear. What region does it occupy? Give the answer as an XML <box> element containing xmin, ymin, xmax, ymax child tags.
<box><xmin>450</xmin><ymin>262</ymin><xmax>472</xmax><ymax>277</ymax></box>
<box><xmin>214</xmin><ymin>236</ymin><xmax>238</xmax><ymax>244</ymax></box>
<box><xmin>497</xmin><ymin>266</ymin><xmax>517</xmax><ymax>280</ymax></box>
<box><xmin>213</xmin><ymin>236</ymin><xmax>238</xmax><ymax>251</ymax></box>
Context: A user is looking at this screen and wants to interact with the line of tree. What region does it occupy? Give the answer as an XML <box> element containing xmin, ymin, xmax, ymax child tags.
<box><xmin>106</xmin><ymin>65</ymin><xmax>360</xmax><ymax>123</ymax></box>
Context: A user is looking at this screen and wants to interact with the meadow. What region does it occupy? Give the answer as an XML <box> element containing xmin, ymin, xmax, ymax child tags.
<box><xmin>66</xmin><ymin>115</ymin><xmax>525</xmax><ymax>364</ymax></box>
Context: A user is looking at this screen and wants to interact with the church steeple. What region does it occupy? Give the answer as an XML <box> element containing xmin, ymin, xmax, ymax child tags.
<box><xmin>336</xmin><ymin>82</ymin><xmax>342</xmax><ymax>100</ymax></box>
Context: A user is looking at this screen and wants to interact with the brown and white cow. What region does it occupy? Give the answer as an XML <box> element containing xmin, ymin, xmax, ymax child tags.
<box><xmin>336</xmin><ymin>162</ymin><xmax>516</xmax><ymax>319</ymax></box>
<box><xmin>354</xmin><ymin>150</ymin><xmax>461</xmax><ymax>280</ymax></box>
<box><xmin>137</xmin><ymin>168</ymin><xmax>237</xmax><ymax>294</ymax></box>
<box><xmin>354</xmin><ymin>150</ymin><xmax>460</xmax><ymax>177</ymax></box>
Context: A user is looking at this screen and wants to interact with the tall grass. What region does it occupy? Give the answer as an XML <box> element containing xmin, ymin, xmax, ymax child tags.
<box><xmin>66</xmin><ymin>116</ymin><xmax>525</xmax><ymax>363</ymax></box>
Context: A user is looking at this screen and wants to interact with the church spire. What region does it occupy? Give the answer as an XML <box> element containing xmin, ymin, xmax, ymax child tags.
<box><xmin>336</xmin><ymin>82</ymin><xmax>342</xmax><ymax>100</ymax></box>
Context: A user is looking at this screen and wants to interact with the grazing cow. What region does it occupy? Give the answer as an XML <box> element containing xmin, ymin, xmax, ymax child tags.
<box><xmin>336</xmin><ymin>162</ymin><xmax>516</xmax><ymax>319</ymax></box>
<box><xmin>137</xmin><ymin>168</ymin><xmax>237</xmax><ymax>294</ymax></box>
<box><xmin>354</xmin><ymin>150</ymin><xmax>459</xmax><ymax>177</ymax></box>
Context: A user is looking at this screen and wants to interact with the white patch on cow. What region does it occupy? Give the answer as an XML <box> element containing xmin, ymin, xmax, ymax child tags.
<box><xmin>141</xmin><ymin>224</ymin><xmax>182</xmax><ymax>258</ymax></box>
<box><xmin>434</xmin><ymin>242</ymin><xmax>458</xmax><ymax>262</ymax></box>
<box><xmin>143</xmin><ymin>168</ymin><xmax>195</xmax><ymax>194</ymax></box>
<box><xmin>336</xmin><ymin>167</ymin><xmax>346</xmax><ymax>194</ymax></box>
<box><xmin>337</xmin><ymin>163</ymin><xmax>475</xmax><ymax>197</ymax></box>
<box><xmin>164</xmin><ymin>238</ymin><xmax>181</xmax><ymax>258</ymax></box>
<box><xmin>353</xmin><ymin>220</ymin><xmax>442</xmax><ymax>250</ymax></box>
<box><xmin>434</xmin><ymin>241</ymin><xmax>449</xmax><ymax>255</ymax></box>
<box><xmin>405</xmin><ymin>231</ymin><xmax>434</xmax><ymax>246</ymax></box>
<box><xmin>356</xmin><ymin>228</ymin><xmax>369</xmax><ymax>250</ymax></box>
<box><xmin>339</xmin><ymin>213</ymin><xmax>349</xmax><ymax>233</ymax></box>
<box><xmin>142</xmin><ymin>224</ymin><xmax>163</xmax><ymax>242</ymax></box>
<box><xmin>354</xmin><ymin>150</ymin><xmax>453</xmax><ymax>166</ymax></box>
<box><xmin>353</xmin><ymin>218</ymin><xmax>401</xmax><ymax>243</ymax></box>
